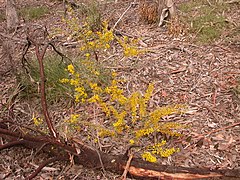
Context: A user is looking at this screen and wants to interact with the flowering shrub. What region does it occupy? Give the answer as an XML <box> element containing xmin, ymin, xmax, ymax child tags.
<box><xmin>62</xmin><ymin>63</ymin><xmax>185</xmax><ymax>162</ymax></box>
<box><xmin>53</xmin><ymin>6</ymin><xmax>186</xmax><ymax>163</ymax></box>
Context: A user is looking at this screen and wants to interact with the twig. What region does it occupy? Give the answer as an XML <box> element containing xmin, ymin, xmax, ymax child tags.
<box><xmin>112</xmin><ymin>2</ymin><xmax>136</xmax><ymax>30</ymax></box>
<box><xmin>225</xmin><ymin>0</ymin><xmax>240</xmax><ymax>4</ymax></box>
<box><xmin>96</xmin><ymin>149</ymin><xmax>107</xmax><ymax>175</ymax></box>
<box><xmin>120</xmin><ymin>153</ymin><xmax>134</xmax><ymax>180</ymax></box>
<box><xmin>205</xmin><ymin>121</ymin><xmax>240</xmax><ymax>136</ymax></box>
<box><xmin>206</xmin><ymin>0</ymin><xmax>213</xmax><ymax>7</ymax></box>
<box><xmin>26</xmin><ymin>157</ymin><xmax>63</xmax><ymax>180</ymax></box>
<box><xmin>21</xmin><ymin>38</ymin><xmax>32</xmax><ymax>74</ymax></box>
<box><xmin>49</xmin><ymin>42</ymin><xmax>73</xmax><ymax>64</ymax></box>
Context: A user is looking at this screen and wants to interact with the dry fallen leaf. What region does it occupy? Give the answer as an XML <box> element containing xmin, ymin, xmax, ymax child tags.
<box><xmin>218</xmin><ymin>135</ymin><xmax>234</xmax><ymax>151</ymax></box>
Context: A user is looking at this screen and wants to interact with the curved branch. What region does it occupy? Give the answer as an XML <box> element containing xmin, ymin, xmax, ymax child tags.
<box><xmin>35</xmin><ymin>44</ymin><xmax>58</xmax><ymax>138</ymax></box>
<box><xmin>0</xmin><ymin>140</ymin><xmax>24</xmax><ymax>150</ymax></box>
<box><xmin>26</xmin><ymin>157</ymin><xmax>64</xmax><ymax>180</ymax></box>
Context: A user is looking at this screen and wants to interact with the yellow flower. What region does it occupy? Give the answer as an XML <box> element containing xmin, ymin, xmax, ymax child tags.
<box><xmin>129</xmin><ymin>92</ymin><xmax>139</xmax><ymax>122</ymax></box>
<box><xmin>85</xmin><ymin>53</ymin><xmax>91</xmax><ymax>57</ymax></box>
<box><xmin>99</xmin><ymin>102</ymin><xmax>111</xmax><ymax>116</ymax></box>
<box><xmin>88</xmin><ymin>94</ymin><xmax>100</xmax><ymax>103</ymax></box>
<box><xmin>32</xmin><ymin>113</ymin><xmax>43</xmax><ymax>126</ymax></box>
<box><xmin>105</xmin><ymin>44</ymin><xmax>110</xmax><ymax>49</ymax></box>
<box><xmin>112</xmin><ymin>72</ymin><xmax>117</xmax><ymax>77</ymax></box>
<box><xmin>129</xmin><ymin>139</ymin><xmax>135</xmax><ymax>144</ymax></box>
<box><xmin>67</xmin><ymin>64</ymin><xmax>75</xmax><ymax>74</ymax></box>
<box><xmin>86</xmin><ymin>30</ymin><xmax>93</xmax><ymax>36</ymax></box>
<box><xmin>65</xmin><ymin>114</ymin><xmax>80</xmax><ymax>124</ymax></box>
<box><xmin>89</xmin><ymin>83</ymin><xmax>102</xmax><ymax>93</ymax></box>
<box><xmin>112</xmin><ymin>110</ymin><xmax>127</xmax><ymax>133</ymax></box>
<box><xmin>98</xmin><ymin>129</ymin><xmax>115</xmax><ymax>137</ymax></box>
<box><xmin>144</xmin><ymin>83</ymin><xmax>154</xmax><ymax>102</ymax></box>
<box><xmin>141</xmin><ymin>152</ymin><xmax>157</xmax><ymax>163</ymax></box>
<box><xmin>60</xmin><ymin>78</ymin><xmax>69</xmax><ymax>83</ymax></box>
<box><xmin>94</xmin><ymin>71</ymin><xmax>100</xmax><ymax>76</ymax></box>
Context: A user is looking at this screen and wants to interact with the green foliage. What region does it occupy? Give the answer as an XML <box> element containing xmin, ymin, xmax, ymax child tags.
<box><xmin>70</xmin><ymin>0</ymin><xmax>102</xmax><ymax>31</ymax></box>
<box><xmin>0</xmin><ymin>10</ymin><xmax>5</xmax><ymax>22</ymax></box>
<box><xmin>19</xmin><ymin>55</ymin><xmax>72</xmax><ymax>104</ymax></box>
<box><xmin>19</xmin><ymin>6</ymin><xmax>49</xmax><ymax>20</ymax></box>
<box><xmin>84</xmin><ymin>0</ymin><xmax>102</xmax><ymax>31</ymax></box>
<box><xmin>179</xmin><ymin>0</ymin><xmax>230</xmax><ymax>43</ymax></box>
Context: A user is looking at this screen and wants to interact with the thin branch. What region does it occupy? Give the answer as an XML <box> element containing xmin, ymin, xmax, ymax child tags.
<box><xmin>0</xmin><ymin>140</ymin><xmax>24</xmax><ymax>150</ymax></box>
<box><xmin>35</xmin><ymin>44</ymin><xmax>58</xmax><ymax>138</ymax></box>
<box><xmin>0</xmin><ymin>127</ymin><xmax>76</xmax><ymax>154</ymax></box>
<box><xmin>120</xmin><ymin>153</ymin><xmax>134</xmax><ymax>180</ymax></box>
<box><xmin>26</xmin><ymin>157</ymin><xmax>63</xmax><ymax>180</ymax></box>
<box><xmin>112</xmin><ymin>2</ymin><xmax>136</xmax><ymax>30</ymax></box>
<box><xmin>49</xmin><ymin>42</ymin><xmax>73</xmax><ymax>64</ymax></box>
<box><xmin>21</xmin><ymin>37</ymin><xmax>32</xmax><ymax>74</ymax></box>
<box><xmin>205</xmin><ymin>121</ymin><xmax>240</xmax><ymax>136</ymax></box>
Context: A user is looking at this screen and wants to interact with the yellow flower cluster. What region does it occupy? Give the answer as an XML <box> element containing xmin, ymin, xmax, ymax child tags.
<box><xmin>140</xmin><ymin>83</ymin><xmax>154</xmax><ymax>118</ymax></box>
<box><xmin>65</xmin><ymin>114</ymin><xmax>80</xmax><ymax>124</ymax></box>
<box><xmin>56</xmin><ymin>10</ymin><xmax>185</xmax><ymax>163</ymax></box>
<box><xmin>158</xmin><ymin>147</ymin><xmax>179</xmax><ymax>158</ymax></box>
<box><xmin>80</xmin><ymin>21</ymin><xmax>114</xmax><ymax>51</ymax></box>
<box><xmin>146</xmin><ymin>105</ymin><xmax>181</xmax><ymax>127</ymax></box>
<box><xmin>141</xmin><ymin>151</ymin><xmax>157</xmax><ymax>163</ymax></box>
<box><xmin>141</xmin><ymin>140</ymin><xmax>179</xmax><ymax>162</ymax></box>
<box><xmin>98</xmin><ymin>128</ymin><xmax>115</xmax><ymax>138</ymax></box>
<box><xmin>129</xmin><ymin>139</ymin><xmax>135</xmax><ymax>144</ymax></box>
<box><xmin>150</xmin><ymin>144</ymin><xmax>179</xmax><ymax>158</ymax></box>
<box><xmin>117</xmin><ymin>36</ymin><xmax>143</xmax><ymax>57</ymax></box>
<box><xmin>67</xmin><ymin>64</ymin><xmax>75</xmax><ymax>74</ymax></box>
<box><xmin>32</xmin><ymin>113</ymin><xmax>43</xmax><ymax>126</ymax></box>
<box><xmin>157</xmin><ymin>122</ymin><xmax>182</xmax><ymax>137</ymax></box>
<box><xmin>75</xmin><ymin>86</ymin><xmax>87</xmax><ymax>103</ymax></box>
<box><xmin>135</xmin><ymin>127</ymin><xmax>154</xmax><ymax>138</ymax></box>
<box><xmin>112</xmin><ymin>109</ymin><xmax>127</xmax><ymax>133</ymax></box>
<box><xmin>61</xmin><ymin>64</ymin><xmax>88</xmax><ymax>103</ymax></box>
<box><xmin>105</xmin><ymin>80</ymin><xmax>127</xmax><ymax>105</ymax></box>
<box><xmin>89</xmin><ymin>83</ymin><xmax>102</xmax><ymax>94</ymax></box>
<box><xmin>62</xmin><ymin>65</ymin><xmax>184</xmax><ymax>162</ymax></box>
<box><xmin>63</xmin><ymin>114</ymin><xmax>81</xmax><ymax>133</ymax></box>
<box><xmin>129</xmin><ymin>92</ymin><xmax>139</xmax><ymax>123</ymax></box>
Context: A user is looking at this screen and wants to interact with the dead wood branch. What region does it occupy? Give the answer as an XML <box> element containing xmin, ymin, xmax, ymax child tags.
<box><xmin>0</xmin><ymin>140</ymin><xmax>24</xmax><ymax>150</ymax></box>
<box><xmin>1</xmin><ymin>123</ymin><xmax>240</xmax><ymax>179</ymax></box>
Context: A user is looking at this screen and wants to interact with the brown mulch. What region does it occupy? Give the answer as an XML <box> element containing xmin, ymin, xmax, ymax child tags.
<box><xmin>0</xmin><ymin>0</ymin><xmax>240</xmax><ymax>179</ymax></box>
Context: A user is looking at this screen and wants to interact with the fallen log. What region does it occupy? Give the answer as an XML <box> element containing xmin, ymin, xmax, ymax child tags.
<box><xmin>1</xmin><ymin>122</ymin><xmax>240</xmax><ymax>179</ymax></box>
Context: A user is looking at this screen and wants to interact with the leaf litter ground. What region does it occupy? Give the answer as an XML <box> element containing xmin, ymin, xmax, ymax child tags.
<box><xmin>0</xmin><ymin>0</ymin><xmax>240</xmax><ymax>179</ymax></box>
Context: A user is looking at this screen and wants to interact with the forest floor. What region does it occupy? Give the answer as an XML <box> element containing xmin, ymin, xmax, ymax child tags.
<box><xmin>0</xmin><ymin>0</ymin><xmax>240</xmax><ymax>179</ymax></box>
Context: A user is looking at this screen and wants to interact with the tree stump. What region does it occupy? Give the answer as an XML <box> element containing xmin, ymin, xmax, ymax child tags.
<box><xmin>139</xmin><ymin>0</ymin><xmax>176</xmax><ymax>26</ymax></box>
